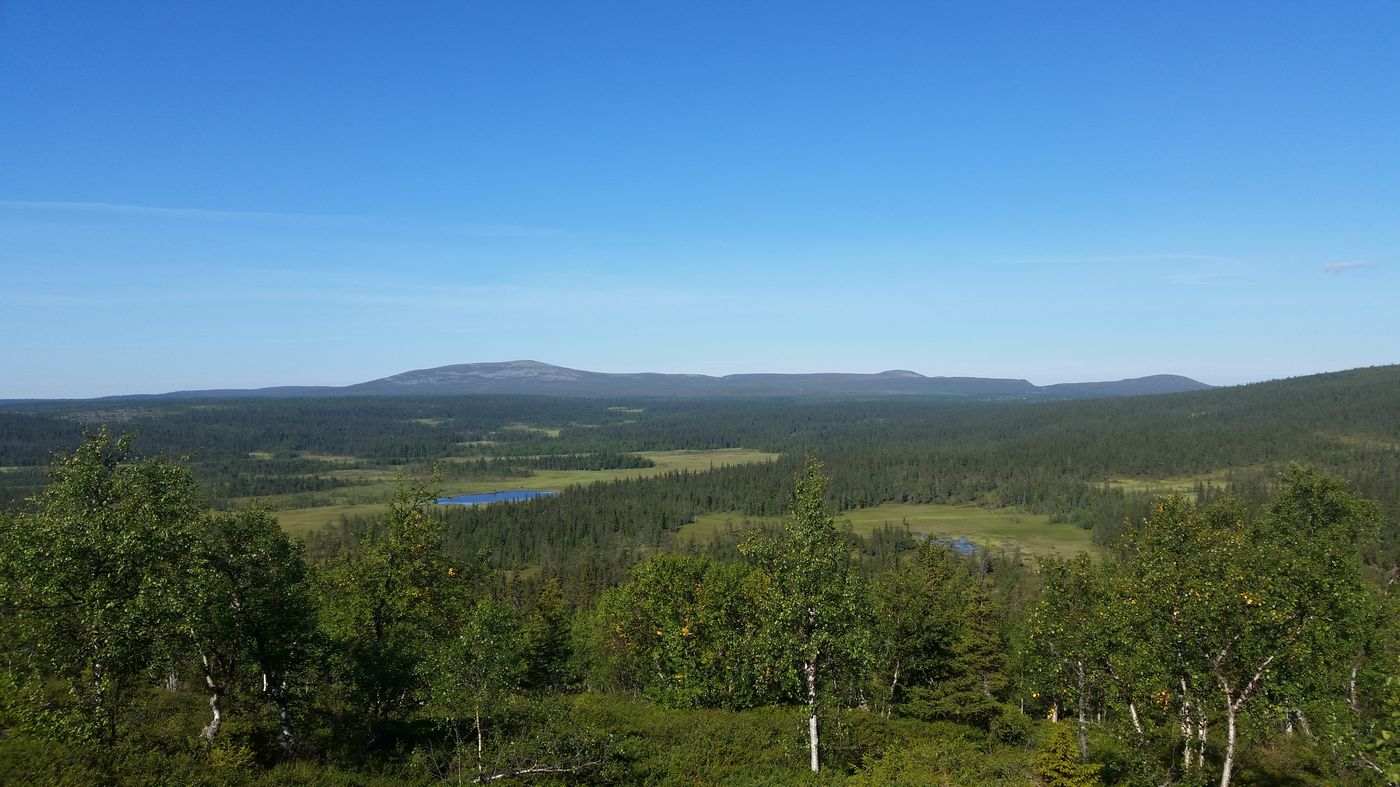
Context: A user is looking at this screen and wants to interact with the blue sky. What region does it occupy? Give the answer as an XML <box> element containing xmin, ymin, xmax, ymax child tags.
<box><xmin>2</xmin><ymin>1</ymin><xmax>1396</xmax><ymax>398</ymax></box>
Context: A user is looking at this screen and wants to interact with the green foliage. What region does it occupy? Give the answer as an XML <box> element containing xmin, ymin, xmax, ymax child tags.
<box><xmin>1022</xmin><ymin>553</ymin><xmax>1130</xmax><ymax>757</ymax></box>
<box><xmin>1364</xmin><ymin>657</ymin><xmax>1400</xmax><ymax>783</ymax></box>
<box><xmin>1034</xmin><ymin>722</ymin><xmax>1103</xmax><ymax>787</ymax></box>
<box><xmin>416</xmin><ymin>598</ymin><xmax>528</xmax><ymax>777</ymax></box>
<box><xmin>520</xmin><ymin>577</ymin><xmax>573</xmax><ymax>692</ymax></box>
<box><xmin>419</xmin><ymin>598</ymin><xmax>526</xmax><ymax>720</ymax></box>
<box><xmin>744</xmin><ymin>458</ymin><xmax>870</xmax><ymax>770</ymax></box>
<box><xmin>314</xmin><ymin>480</ymin><xmax>466</xmax><ymax>731</ymax></box>
<box><xmin>188</xmin><ymin>505</ymin><xmax>315</xmax><ymax>743</ymax></box>
<box><xmin>904</xmin><ymin>582</ymin><xmax>1008</xmax><ymax>729</ymax></box>
<box><xmin>584</xmin><ymin>553</ymin><xmax>787</xmax><ymax>707</ymax></box>
<box><xmin>1098</xmin><ymin>466</ymin><xmax>1382</xmax><ymax>784</ymax></box>
<box><xmin>1</xmin><ymin>374</ymin><xmax>1397</xmax><ymax>784</ymax></box>
<box><xmin>407</xmin><ymin>696</ymin><xmax>611</xmax><ymax>784</ymax></box>
<box><xmin>743</xmin><ymin>459</ymin><xmax>870</xmax><ymax>692</ymax></box>
<box><xmin>848</xmin><ymin>725</ymin><xmax>1035</xmax><ymax>786</ymax></box>
<box><xmin>0</xmin><ymin>428</ymin><xmax>203</xmax><ymax>743</ymax></box>
<box><xmin>990</xmin><ymin>706</ymin><xmax>1034</xmax><ymax>745</ymax></box>
<box><xmin>868</xmin><ymin>540</ymin><xmax>965</xmax><ymax>714</ymax></box>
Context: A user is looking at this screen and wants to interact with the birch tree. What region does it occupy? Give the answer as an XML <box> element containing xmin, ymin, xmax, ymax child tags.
<box><xmin>743</xmin><ymin>459</ymin><xmax>866</xmax><ymax>773</ymax></box>
<box><xmin>0</xmin><ymin>429</ymin><xmax>202</xmax><ymax>744</ymax></box>
<box><xmin>316</xmin><ymin>481</ymin><xmax>464</xmax><ymax>736</ymax></box>
<box><xmin>420</xmin><ymin>599</ymin><xmax>527</xmax><ymax>780</ymax></box>
<box><xmin>186</xmin><ymin>506</ymin><xmax>314</xmax><ymax>748</ymax></box>
<box><xmin>1027</xmin><ymin>554</ymin><xmax>1106</xmax><ymax>756</ymax></box>
<box><xmin>587</xmin><ymin>553</ymin><xmax>783</xmax><ymax>708</ymax></box>
<box><xmin>1127</xmin><ymin>466</ymin><xmax>1377</xmax><ymax>787</ymax></box>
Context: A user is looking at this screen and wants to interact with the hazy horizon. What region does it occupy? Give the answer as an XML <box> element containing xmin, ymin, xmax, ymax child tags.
<box><xmin>6</xmin><ymin>358</ymin><xmax>1396</xmax><ymax>402</ymax></box>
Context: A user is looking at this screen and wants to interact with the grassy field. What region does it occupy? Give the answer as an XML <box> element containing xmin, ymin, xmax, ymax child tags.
<box><xmin>1105</xmin><ymin>467</ymin><xmax>1246</xmax><ymax>495</ymax></box>
<box><xmin>430</xmin><ymin>448</ymin><xmax>780</xmax><ymax>495</ymax></box>
<box><xmin>675</xmin><ymin>502</ymin><xmax>1099</xmax><ymax>561</ymax></box>
<box><xmin>504</xmin><ymin>422</ymin><xmax>564</xmax><ymax>437</ymax></box>
<box><xmin>275</xmin><ymin>503</ymin><xmax>389</xmax><ymax>533</ymax></box>
<box><xmin>272</xmin><ymin>448</ymin><xmax>779</xmax><ymax>535</ymax></box>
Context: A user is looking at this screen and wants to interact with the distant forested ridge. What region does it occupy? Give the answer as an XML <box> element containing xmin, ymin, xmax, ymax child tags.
<box><xmin>14</xmin><ymin>359</ymin><xmax>1214</xmax><ymax>401</ymax></box>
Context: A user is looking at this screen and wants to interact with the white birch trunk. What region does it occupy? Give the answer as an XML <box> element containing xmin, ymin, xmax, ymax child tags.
<box><xmin>1295</xmin><ymin>709</ymin><xmax>1311</xmax><ymax>738</ymax></box>
<box><xmin>1213</xmin><ymin>651</ymin><xmax>1276</xmax><ymax>787</ymax></box>
<box><xmin>1075</xmin><ymin>659</ymin><xmax>1088</xmax><ymax>758</ymax></box>
<box><xmin>805</xmin><ymin>659</ymin><xmax>819</xmax><ymax>773</ymax></box>
<box><xmin>263</xmin><ymin>672</ymin><xmax>296</xmax><ymax>750</ymax></box>
<box><xmin>1180</xmin><ymin>677</ymin><xmax>1194</xmax><ymax>771</ymax></box>
<box><xmin>200</xmin><ymin>653</ymin><xmax>223</xmax><ymax>741</ymax></box>
<box><xmin>92</xmin><ymin>660</ymin><xmax>105</xmax><ymax>718</ymax></box>
<box><xmin>1197</xmin><ymin>714</ymin><xmax>1208</xmax><ymax>770</ymax></box>
<box><xmin>476</xmin><ymin>703</ymin><xmax>484</xmax><ymax>779</ymax></box>
<box><xmin>1349</xmin><ymin>663</ymin><xmax>1361</xmax><ymax>712</ymax></box>
<box><xmin>886</xmin><ymin>660</ymin><xmax>901</xmax><ymax>719</ymax></box>
<box><xmin>1220</xmin><ymin>704</ymin><xmax>1237</xmax><ymax>787</ymax></box>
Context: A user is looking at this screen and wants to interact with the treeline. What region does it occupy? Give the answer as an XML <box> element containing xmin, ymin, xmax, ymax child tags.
<box><xmin>1</xmin><ymin>436</ymin><xmax>1394</xmax><ymax>785</ymax></box>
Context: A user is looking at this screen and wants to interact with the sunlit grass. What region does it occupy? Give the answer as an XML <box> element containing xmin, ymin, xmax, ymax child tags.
<box><xmin>272</xmin><ymin>448</ymin><xmax>779</xmax><ymax>536</ymax></box>
<box><xmin>676</xmin><ymin>502</ymin><xmax>1099</xmax><ymax>561</ymax></box>
<box><xmin>503</xmin><ymin>422</ymin><xmax>563</xmax><ymax>437</ymax></box>
<box><xmin>275</xmin><ymin>503</ymin><xmax>387</xmax><ymax>534</ymax></box>
<box><xmin>1105</xmin><ymin>468</ymin><xmax>1243</xmax><ymax>494</ymax></box>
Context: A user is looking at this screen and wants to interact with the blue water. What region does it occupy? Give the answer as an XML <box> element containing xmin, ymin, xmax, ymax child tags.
<box><xmin>435</xmin><ymin>490</ymin><xmax>558</xmax><ymax>506</ymax></box>
<box><xmin>942</xmin><ymin>537</ymin><xmax>980</xmax><ymax>556</ymax></box>
<box><xmin>916</xmin><ymin>533</ymin><xmax>981</xmax><ymax>555</ymax></box>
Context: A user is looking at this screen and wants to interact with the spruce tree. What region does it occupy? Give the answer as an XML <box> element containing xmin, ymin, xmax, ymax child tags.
<box><xmin>905</xmin><ymin>581</ymin><xmax>1007</xmax><ymax>728</ymax></box>
<box><xmin>1034</xmin><ymin>722</ymin><xmax>1102</xmax><ymax>787</ymax></box>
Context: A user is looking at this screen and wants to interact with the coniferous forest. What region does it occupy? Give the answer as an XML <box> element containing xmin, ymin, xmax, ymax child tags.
<box><xmin>1</xmin><ymin>366</ymin><xmax>1397</xmax><ymax>785</ymax></box>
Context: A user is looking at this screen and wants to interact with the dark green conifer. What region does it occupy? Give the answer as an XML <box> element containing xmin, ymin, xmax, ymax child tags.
<box><xmin>904</xmin><ymin>581</ymin><xmax>1006</xmax><ymax>727</ymax></box>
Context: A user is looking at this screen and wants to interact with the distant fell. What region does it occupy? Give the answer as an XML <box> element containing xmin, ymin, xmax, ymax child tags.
<box><xmin>1041</xmin><ymin>374</ymin><xmax>1215</xmax><ymax>398</ymax></box>
<box><xmin>85</xmin><ymin>360</ymin><xmax>1213</xmax><ymax>401</ymax></box>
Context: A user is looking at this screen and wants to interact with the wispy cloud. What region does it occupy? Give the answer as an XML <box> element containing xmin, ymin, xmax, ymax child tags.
<box><xmin>0</xmin><ymin>199</ymin><xmax>557</xmax><ymax>237</ymax></box>
<box><xmin>0</xmin><ymin>199</ymin><xmax>325</xmax><ymax>223</ymax></box>
<box><xmin>1323</xmin><ymin>260</ymin><xmax>1374</xmax><ymax>276</ymax></box>
<box><xmin>0</xmin><ymin>278</ymin><xmax>731</xmax><ymax>314</ymax></box>
<box><xmin>1167</xmin><ymin>272</ymin><xmax>1249</xmax><ymax>287</ymax></box>
<box><xmin>993</xmin><ymin>253</ymin><xmax>1237</xmax><ymax>266</ymax></box>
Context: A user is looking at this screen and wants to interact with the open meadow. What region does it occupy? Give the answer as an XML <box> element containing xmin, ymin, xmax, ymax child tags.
<box><xmin>272</xmin><ymin>448</ymin><xmax>779</xmax><ymax>534</ymax></box>
<box><xmin>676</xmin><ymin>501</ymin><xmax>1100</xmax><ymax>561</ymax></box>
<box><xmin>1105</xmin><ymin>467</ymin><xmax>1247</xmax><ymax>495</ymax></box>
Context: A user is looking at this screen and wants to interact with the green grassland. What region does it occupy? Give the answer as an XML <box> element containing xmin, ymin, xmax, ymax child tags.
<box><xmin>432</xmin><ymin>448</ymin><xmax>780</xmax><ymax>494</ymax></box>
<box><xmin>1329</xmin><ymin>431</ymin><xmax>1400</xmax><ymax>451</ymax></box>
<box><xmin>676</xmin><ymin>502</ymin><xmax>1099</xmax><ymax>560</ymax></box>
<box><xmin>503</xmin><ymin>422</ymin><xmax>564</xmax><ymax>437</ymax></box>
<box><xmin>1105</xmin><ymin>467</ymin><xmax>1247</xmax><ymax>495</ymax></box>
<box><xmin>274</xmin><ymin>503</ymin><xmax>390</xmax><ymax>533</ymax></box>
<box><xmin>270</xmin><ymin>448</ymin><xmax>779</xmax><ymax>535</ymax></box>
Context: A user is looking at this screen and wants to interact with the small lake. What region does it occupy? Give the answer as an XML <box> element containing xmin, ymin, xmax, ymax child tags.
<box><xmin>436</xmin><ymin>490</ymin><xmax>558</xmax><ymax>506</ymax></box>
